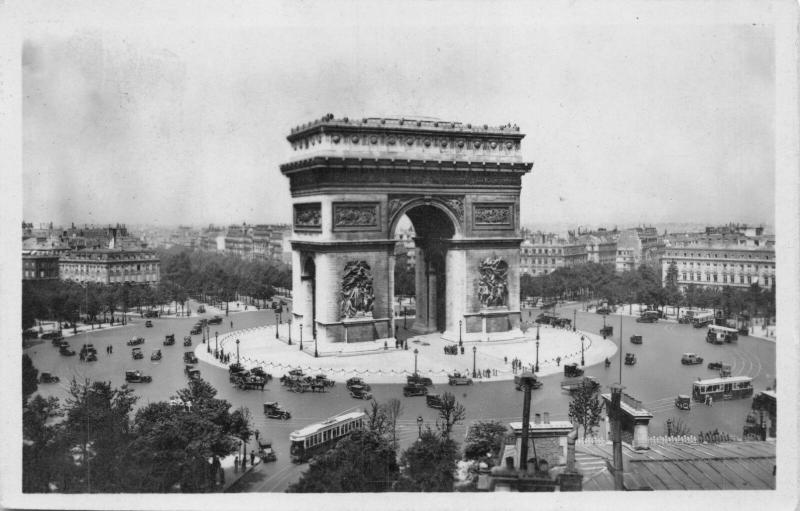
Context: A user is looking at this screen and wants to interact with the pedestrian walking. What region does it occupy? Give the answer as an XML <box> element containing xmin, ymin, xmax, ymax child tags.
<box><xmin>255</xmin><ymin>430</ymin><xmax>260</xmax><ymax>443</ymax></box>
<box><xmin>250</xmin><ymin>450</ymin><xmax>255</xmax><ymax>466</ymax></box>
<box><xmin>234</xmin><ymin>455</ymin><xmax>239</xmax><ymax>473</ymax></box>
<box><xmin>704</xmin><ymin>395</ymin><xmax>709</xmax><ymax>406</ymax></box>
<box><xmin>504</xmin><ymin>356</ymin><xmax>508</xmax><ymax>364</ymax></box>
<box><xmin>231</xmin><ymin>321</ymin><xmax>234</xmax><ymax>329</ymax></box>
<box><xmin>556</xmin><ymin>356</ymin><xmax>561</xmax><ymax>366</ymax></box>
<box><xmin>709</xmin><ymin>396</ymin><xmax>713</xmax><ymax>407</ymax></box>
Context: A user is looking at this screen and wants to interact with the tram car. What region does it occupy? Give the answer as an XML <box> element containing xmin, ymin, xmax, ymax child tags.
<box><xmin>691</xmin><ymin>375</ymin><xmax>753</xmax><ymax>403</ymax></box>
<box><xmin>289</xmin><ymin>412</ymin><xmax>366</xmax><ymax>463</ymax></box>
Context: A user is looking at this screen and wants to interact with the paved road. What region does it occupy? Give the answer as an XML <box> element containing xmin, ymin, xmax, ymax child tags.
<box><xmin>25</xmin><ymin>304</ymin><xmax>775</xmax><ymax>493</ymax></box>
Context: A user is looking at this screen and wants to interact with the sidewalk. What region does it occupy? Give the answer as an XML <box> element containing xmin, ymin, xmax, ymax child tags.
<box><xmin>194</xmin><ymin>323</ymin><xmax>618</xmax><ymax>384</ymax></box>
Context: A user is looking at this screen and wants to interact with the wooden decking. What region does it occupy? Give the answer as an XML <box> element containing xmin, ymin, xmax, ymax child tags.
<box><xmin>575</xmin><ymin>440</ymin><xmax>775</xmax><ymax>490</ymax></box>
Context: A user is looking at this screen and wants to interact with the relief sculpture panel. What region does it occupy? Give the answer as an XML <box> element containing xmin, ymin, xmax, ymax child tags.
<box><xmin>473</xmin><ymin>203</ymin><xmax>513</xmax><ymax>228</ymax></box>
<box><xmin>293</xmin><ymin>203</ymin><xmax>322</xmax><ymax>230</ymax></box>
<box><xmin>333</xmin><ymin>203</ymin><xmax>380</xmax><ymax>231</ymax></box>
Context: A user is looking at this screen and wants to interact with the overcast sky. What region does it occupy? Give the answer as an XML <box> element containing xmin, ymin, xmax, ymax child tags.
<box><xmin>21</xmin><ymin>1</ymin><xmax>776</xmax><ymax>230</ymax></box>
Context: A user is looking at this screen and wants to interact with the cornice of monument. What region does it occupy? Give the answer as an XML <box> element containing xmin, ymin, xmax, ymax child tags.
<box><xmin>280</xmin><ymin>156</ymin><xmax>533</xmax><ymax>175</ymax></box>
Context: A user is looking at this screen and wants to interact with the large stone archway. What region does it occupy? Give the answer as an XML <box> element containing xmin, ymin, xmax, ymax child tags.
<box><xmin>280</xmin><ymin>115</ymin><xmax>533</xmax><ymax>345</ymax></box>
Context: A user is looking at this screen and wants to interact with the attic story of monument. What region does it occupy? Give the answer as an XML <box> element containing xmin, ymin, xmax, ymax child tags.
<box><xmin>280</xmin><ymin>115</ymin><xmax>533</xmax><ymax>344</ymax></box>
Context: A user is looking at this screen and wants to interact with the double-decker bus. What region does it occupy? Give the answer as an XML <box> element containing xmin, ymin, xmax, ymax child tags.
<box><xmin>289</xmin><ymin>411</ymin><xmax>366</xmax><ymax>463</ymax></box>
<box><xmin>706</xmin><ymin>324</ymin><xmax>738</xmax><ymax>344</ymax></box>
<box><xmin>692</xmin><ymin>375</ymin><xmax>753</xmax><ymax>403</ymax></box>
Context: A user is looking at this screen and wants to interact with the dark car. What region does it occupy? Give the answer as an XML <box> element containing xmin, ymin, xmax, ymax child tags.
<box><xmin>127</xmin><ymin>337</ymin><xmax>145</xmax><ymax>346</ymax></box>
<box><xmin>514</xmin><ymin>374</ymin><xmax>543</xmax><ymax>391</ymax></box>
<box><xmin>630</xmin><ymin>335</ymin><xmax>643</xmax><ymax>344</ymax></box>
<box><xmin>131</xmin><ymin>347</ymin><xmax>144</xmax><ymax>360</ymax></box>
<box><xmin>681</xmin><ymin>353</ymin><xmax>703</xmax><ymax>365</ymax></box>
<box><xmin>624</xmin><ymin>353</ymin><xmax>637</xmax><ymax>365</ymax></box>
<box><xmin>346</xmin><ymin>377</ymin><xmax>371</xmax><ymax>392</ymax></box>
<box><xmin>145</xmin><ymin>320</ymin><xmax>153</xmax><ymax>328</ymax></box>
<box><xmin>183</xmin><ymin>336</ymin><xmax>192</xmax><ymax>346</ymax></box>
<box><xmin>208</xmin><ymin>315</ymin><xmax>223</xmax><ymax>325</ymax></box>
<box><xmin>164</xmin><ymin>334</ymin><xmax>176</xmax><ymax>346</ymax></box>
<box><xmin>707</xmin><ymin>361</ymin><xmax>723</xmax><ymax>370</ymax></box>
<box><xmin>407</xmin><ymin>373</ymin><xmax>433</xmax><ymax>386</ymax></box>
<box><xmin>144</xmin><ymin>310</ymin><xmax>159</xmax><ymax>318</ymax></box>
<box><xmin>59</xmin><ymin>346</ymin><xmax>76</xmax><ymax>356</ymax></box>
<box><xmin>190</xmin><ymin>326</ymin><xmax>202</xmax><ymax>335</ymax></box>
<box><xmin>564</xmin><ymin>363</ymin><xmax>584</xmax><ymax>378</ymax></box>
<box><xmin>125</xmin><ymin>369</ymin><xmax>152</xmax><ymax>383</ymax></box>
<box><xmin>600</xmin><ymin>326</ymin><xmax>613</xmax><ymax>337</ymax></box>
<box><xmin>349</xmin><ymin>385</ymin><xmax>373</xmax><ymax>400</ymax></box>
<box><xmin>403</xmin><ymin>383</ymin><xmax>428</xmax><ymax>397</ymax></box>
<box><xmin>596</xmin><ymin>307</ymin><xmax>612</xmax><ymax>315</ymax></box>
<box><xmin>183</xmin><ymin>351</ymin><xmax>198</xmax><ymax>364</ymax></box>
<box><xmin>263</xmin><ymin>402</ymin><xmax>291</xmax><ymax>420</ymax></box>
<box><xmin>426</xmin><ymin>394</ymin><xmax>444</xmax><ymax>409</ymax></box>
<box><xmin>39</xmin><ymin>372</ymin><xmax>60</xmax><ymax>384</ymax></box>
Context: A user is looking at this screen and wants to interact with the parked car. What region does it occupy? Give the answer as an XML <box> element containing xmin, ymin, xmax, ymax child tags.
<box><xmin>403</xmin><ymin>383</ymin><xmax>429</xmax><ymax>397</ymax></box>
<box><xmin>707</xmin><ymin>361</ymin><xmax>723</xmax><ymax>370</ymax></box>
<box><xmin>346</xmin><ymin>377</ymin><xmax>371</xmax><ymax>392</ymax></box>
<box><xmin>675</xmin><ymin>394</ymin><xmax>691</xmax><ymax>410</ymax></box>
<box><xmin>426</xmin><ymin>394</ymin><xmax>444</xmax><ymax>409</ymax></box>
<box><xmin>263</xmin><ymin>401</ymin><xmax>291</xmax><ymax>420</ymax></box>
<box><xmin>131</xmin><ymin>347</ymin><xmax>144</xmax><ymax>360</ymax></box>
<box><xmin>151</xmin><ymin>349</ymin><xmax>162</xmax><ymax>361</ymax></box>
<box><xmin>125</xmin><ymin>369</ymin><xmax>152</xmax><ymax>383</ymax></box>
<box><xmin>349</xmin><ymin>385</ymin><xmax>373</xmax><ymax>400</ymax></box>
<box><xmin>208</xmin><ymin>315</ymin><xmax>223</xmax><ymax>325</ymax></box>
<box><xmin>624</xmin><ymin>353</ymin><xmax>637</xmax><ymax>365</ymax></box>
<box><xmin>681</xmin><ymin>353</ymin><xmax>703</xmax><ymax>365</ymax></box>
<box><xmin>127</xmin><ymin>337</ymin><xmax>145</xmax><ymax>346</ymax></box>
<box><xmin>407</xmin><ymin>373</ymin><xmax>433</xmax><ymax>386</ymax></box>
<box><xmin>183</xmin><ymin>351</ymin><xmax>198</xmax><ymax>364</ymax></box>
<box><xmin>630</xmin><ymin>335</ymin><xmax>643</xmax><ymax>344</ymax></box>
<box><xmin>39</xmin><ymin>372</ymin><xmax>60</xmax><ymax>384</ymax></box>
<box><xmin>447</xmin><ymin>372</ymin><xmax>473</xmax><ymax>385</ymax></box>
<box><xmin>59</xmin><ymin>346</ymin><xmax>76</xmax><ymax>356</ymax></box>
<box><xmin>145</xmin><ymin>320</ymin><xmax>153</xmax><ymax>328</ymax></box>
<box><xmin>164</xmin><ymin>334</ymin><xmax>175</xmax><ymax>346</ymax></box>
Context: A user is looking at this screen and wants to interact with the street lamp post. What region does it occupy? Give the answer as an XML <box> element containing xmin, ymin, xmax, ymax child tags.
<box><xmin>536</xmin><ymin>323</ymin><xmax>540</xmax><ymax>341</ymax></box>
<box><xmin>573</xmin><ymin>309</ymin><xmax>577</xmax><ymax>332</ymax></box>
<box><xmin>299</xmin><ymin>326</ymin><xmax>303</xmax><ymax>351</ymax></box>
<box><xmin>404</xmin><ymin>307</ymin><xmax>407</xmax><ymax>329</ymax></box>
<box><xmin>236</xmin><ymin>338</ymin><xmax>240</xmax><ymax>365</ymax></box>
<box><xmin>535</xmin><ymin>339</ymin><xmax>540</xmax><ymax>372</ymax></box>
<box><xmin>581</xmin><ymin>335</ymin><xmax>585</xmax><ymax>366</ymax></box>
<box><xmin>314</xmin><ymin>328</ymin><xmax>318</xmax><ymax>358</ymax></box>
<box><xmin>472</xmin><ymin>346</ymin><xmax>477</xmax><ymax>378</ymax></box>
<box><xmin>215</xmin><ymin>331</ymin><xmax>219</xmax><ymax>359</ymax></box>
<box><xmin>275</xmin><ymin>311</ymin><xmax>280</xmax><ymax>339</ymax></box>
<box><xmin>288</xmin><ymin>317</ymin><xmax>292</xmax><ymax>345</ymax></box>
<box><xmin>417</xmin><ymin>416</ymin><xmax>423</xmax><ymax>438</ymax></box>
<box><xmin>413</xmin><ymin>348</ymin><xmax>419</xmax><ymax>375</ymax></box>
<box><xmin>458</xmin><ymin>320</ymin><xmax>463</xmax><ymax>347</ymax></box>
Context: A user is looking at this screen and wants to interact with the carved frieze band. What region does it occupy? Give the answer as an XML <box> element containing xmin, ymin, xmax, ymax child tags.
<box><xmin>333</xmin><ymin>202</ymin><xmax>380</xmax><ymax>231</ymax></box>
<box><xmin>473</xmin><ymin>203</ymin><xmax>513</xmax><ymax>226</ymax></box>
<box><xmin>294</xmin><ymin>202</ymin><xmax>322</xmax><ymax>230</ymax></box>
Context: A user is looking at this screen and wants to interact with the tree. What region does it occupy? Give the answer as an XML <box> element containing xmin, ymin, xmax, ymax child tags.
<box><xmin>395</xmin><ymin>429</ymin><xmax>459</xmax><ymax>492</ymax></box>
<box><xmin>436</xmin><ymin>392</ymin><xmax>466</xmax><ymax>439</ymax></box>
<box><xmin>463</xmin><ymin>420</ymin><xmax>508</xmax><ymax>462</ymax></box>
<box><xmin>23</xmin><ymin>394</ymin><xmax>69</xmax><ymax>493</ymax></box>
<box><xmin>664</xmin><ymin>416</ymin><xmax>691</xmax><ymax>437</ymax></box>
<box><xmin>287</xmin><ymin>430</ymin><xmax>398</xmax><ymax>492</ymax></box>
<box><xmin>382</xmin><ymin>398</ymin><xmax>404</xmax><ymax>449</ymax></box>
<box><xmin>22</xmin><ymin>354</ymin><xmax>38</xmax><ymax>404</ymax></box>
<box><xmin>567</xmin><ymin>382</ymin><xmax>604</xmax><ymax>440</ymax></box>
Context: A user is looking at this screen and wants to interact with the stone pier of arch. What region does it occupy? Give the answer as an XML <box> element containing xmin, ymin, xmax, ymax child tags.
<box><xmin>195</xmin><ymin>324</ymin><xmax>618</xmax><ymax>385</ymax></box>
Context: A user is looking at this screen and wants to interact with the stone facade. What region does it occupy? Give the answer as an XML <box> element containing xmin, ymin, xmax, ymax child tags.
<box><xmin>281</xmin><ymin>115</ymin><xmax>532</xmax><ymax>343</ymax></box>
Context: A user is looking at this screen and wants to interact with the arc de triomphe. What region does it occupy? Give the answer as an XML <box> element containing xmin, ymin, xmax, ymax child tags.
<box><xmin>280</xmin><ymin>115</ymin><xmax>533</xmax><ymax>346</ymax></box>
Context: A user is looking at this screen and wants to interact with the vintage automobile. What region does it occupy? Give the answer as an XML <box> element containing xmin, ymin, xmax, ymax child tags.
<box><xmin>636</xmin><ymin>312</ymin><xmax>659</xmax><ymax>323</ymax></box>
<box><xmin>561</xmin><ymin>376</ymin><xmax>600</xmax><ymax>393</ymax></box>
<box><xmin>125</xmin><ymin>369</ymin><xmax>152</xmax><ymax>383</ymax></box>
<box><xmin>229</xmin><ymin>362</ymin><xmax>245</xmax><ymax>373</ymax></box>
<box><xmin>681</xmin><ymin>353</ymin><xmax>704</xmax><ymax>365</ymax></box>
<box><xmin>447</xmin><ymin>372</ymin><xmax>473</xmax><ymax>386</ymax></box>
<box><xmin>127</xmin><ymin>336</ymin><xmax>145</xmax><ymax>346</ymax></box>
<box><xmin>49</xmin><ymin>334</ymin><xmax>66</xmax><ymax>346</ymax></box>
<box><xmin>349</xmin><ymin>384</ymin><xmax>373</xmax><ymax>400</ymax></box>
<box><xmin>719</xmin><ymin>364</ymin><xmax>732</xmax><ymax>377</ymax></box>
<box><xmin>426</xmin><ymin>394</ymin><xmax>444</xmax><ymax>409</ymax></box>
<box><xmin>151</xmin><ymin>349</ymin><xmax>162</xmax><ymax>361</ymax></box>
<box><xmin>596</xmin><ymin>307</ymin><xmax>612</xmax><ymax>315</ymax></box>
<box><xmin>145</xmin><ymin>320</ymin><xmax>153</xmax><ymax>328</ymax></box>
<box><xmin>407</xmin><ymin>373</ymin><xmax>433</xmax><ymax>386</ymax></box>
<box><xmin>600</xmin><ymin>325</ymin><xmax>613</xmax><ymax>337</ymax></box>
<box><xmin>563</xmin><ymin>363</ymin><xmax>584</xmax><ymax>378</ymax></box>
<box><xmin>514</xmin><ymin>374</ymin><xmax>543</xmax><ymax>391</ymax></box>
<box><xmin>263</xmin><ymin>402</ymin><xmax>291</xmax><ymax>420</ymax></box>
<box><xmin>707</xmin><ymin>361</ymin><xmax>724</xmax><ymax>370</ymax></box>
<box><xmin>82</xmin><ymin>343</ymin><xmax>97</xmax><ymax>354</ymax></box>
<box><xmin>346</xmin><ymin>377</ymin><xmax>371</xmax><ymax>392</ymax></box>
<box><xmin>630</xmin><ymin>335</ymin><xmax>643</xmax><ymax>344</ymax></box>
<box><xmin>403</xmin><ymin>383</ymin><xmax>429</xmax><ymax>397</ymax></box>
<box><xmin>144</xmin><ymin>310</ymin><xmax>159</xmax><ymax>318</ymax></box>
<box><xmin>258</xmin><ymin>439</ymin><xmax>277</xmax><ymax>462</ymax></box>
<box><xmin>131</xmin><ymin>347</ymin><xmax>144</xmax><ymax>360</ymax></box>
<box><xmin>313</xmin><ymin>374</ymin><xmax>334</xmax><ymax>387</ymax></box>
<box><xmin>39</xmin><ymin>372</ymin><xmax>60</xmax><ymax>384</ymax></box>
<box><xmin>190</xmin><ymin>325</ymin><xmax>202</xmax><ymax>335</ymax></box>
<box><xmin>624</xmin><ymin>353</ymin><xmax>637</xmax><ymax>365</ymax></box>
<box><xmin>197</xmin><ymin>305</ymin><xmax>206</xmax><ymax>313</ymax></box>
<box><xmin>59</xmin><ymin>345</ymin><xmax>76</xmax><ymax>356</ymax></box>
<box><xmin>675</xmin><ymin>394</ymin><xmax>691</xmax><ymax>410</ymax></box>
<box><xmin>84</xmin><ymin>351</ymin><xmax>98</xmax><ymax>362</ymax></box>
<box><xmin>183</xmin><ymin>336</ymin><xmax>193</xmax><ymax>347</ymax></box>
<box><xmin>184</xmin><ymin>364</ymin><xmax>201</xmax><ymax>379</ymax></box>
<box><xmin>208</xmin><ymin>315</ymin><xmax>223</xmax><ymax>325</ymax></box>
<box><xmin>183</xmin><ymin>351</ymin><xmax>198</xmax><ymax>364</ymax></box>
<box><xmin>164</xmin><ymin>334</ymin><xmax>176</xmax><ymax>346</ymax></box>
<box><xmin>41</xmin><ymin>331</ymin><xmax>61</xmax><ymax>340</ymax></box>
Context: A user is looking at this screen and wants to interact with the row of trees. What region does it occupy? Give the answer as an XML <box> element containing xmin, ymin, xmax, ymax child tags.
<box><xmin>158</xmin><ymin>247</ymin><xmax>292</xmax><ymax>308</ymax></box>
<box><xmin>521</xmin><ymin>262</ymin><xmax>776</xmax><ymax>319</ymax></box>
<box><xmin>22</xmin><ymin>355</ymin><xmax>251</xmax><ymax>493</ymax></box>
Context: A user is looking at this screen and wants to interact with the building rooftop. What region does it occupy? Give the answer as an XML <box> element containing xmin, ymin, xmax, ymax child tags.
<box><xmin>576</xmin><ymin>440</ymin><xmax>775</xmax><ymax>490</ymax></box>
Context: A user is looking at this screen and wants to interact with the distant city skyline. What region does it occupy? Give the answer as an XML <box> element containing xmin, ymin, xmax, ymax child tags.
<box><xmin>22</xmin><ymin>3</ymin><xmax>775</xmax><ymax>229</ymax></box>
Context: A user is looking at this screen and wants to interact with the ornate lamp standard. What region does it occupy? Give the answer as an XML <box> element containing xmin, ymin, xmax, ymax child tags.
<box><xmin>215</xmin><ymin>331</ymin><xmax>219</xmax><ymax>359</ymax></box>
<box><xmin>417</xmin><ymin>416</ymin><xmax>423</xmax><ymax>439</ymax></box>
<box><xmin>299</xmin><ymin>325</ymin><xmax>304</xmax><ymax>351</ymax></box>
<box><xmin>581</xmin><ymin>335</ymin><xmax>585</xmax><ymax>366</ymax></box>
<box><xmin>235</xmin><ymin>338</ymin><xmax>240</xmax><ymax>365</ymax></box>
<box><xmin>275</xmin><ymin>311</ymin><xmax>281</xmax><ymax>339</ymax></box>
<box><xmin>536</xmin><ymin>322</ymin><xmax>540</xmax><ymax>341</ymax></box>
<box><xmin>472</xmin><ymin>346</ymin><xmax>477</xmax><ymax>378</ymax></box>
<box><xmin>535</xmin><ymin>338</ymin><xmax>540</xmax><ymax>372</ymax></box>
<box><xmin>573</xmin><ymin>309</ymin><xmax>577</xmax><ymax>332</ymax></box>
<box><xmin>288</xmin><ymin>317</ymin><xmax>292</xmax><ymax>345</ymax></box>
<box><xmin>458</xmin><ymin>320</ymin><xmax>463</xmax><ymax>347</ymax></box>
<box><xmin>314</xmin><ymin>328</ymin><xmax>318</xmax><ymax>358</ymax></box>
<box><xmin>413</xmin><ymin>348</ymin><xmax>419</xmax><ymax>375</ymax></box>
